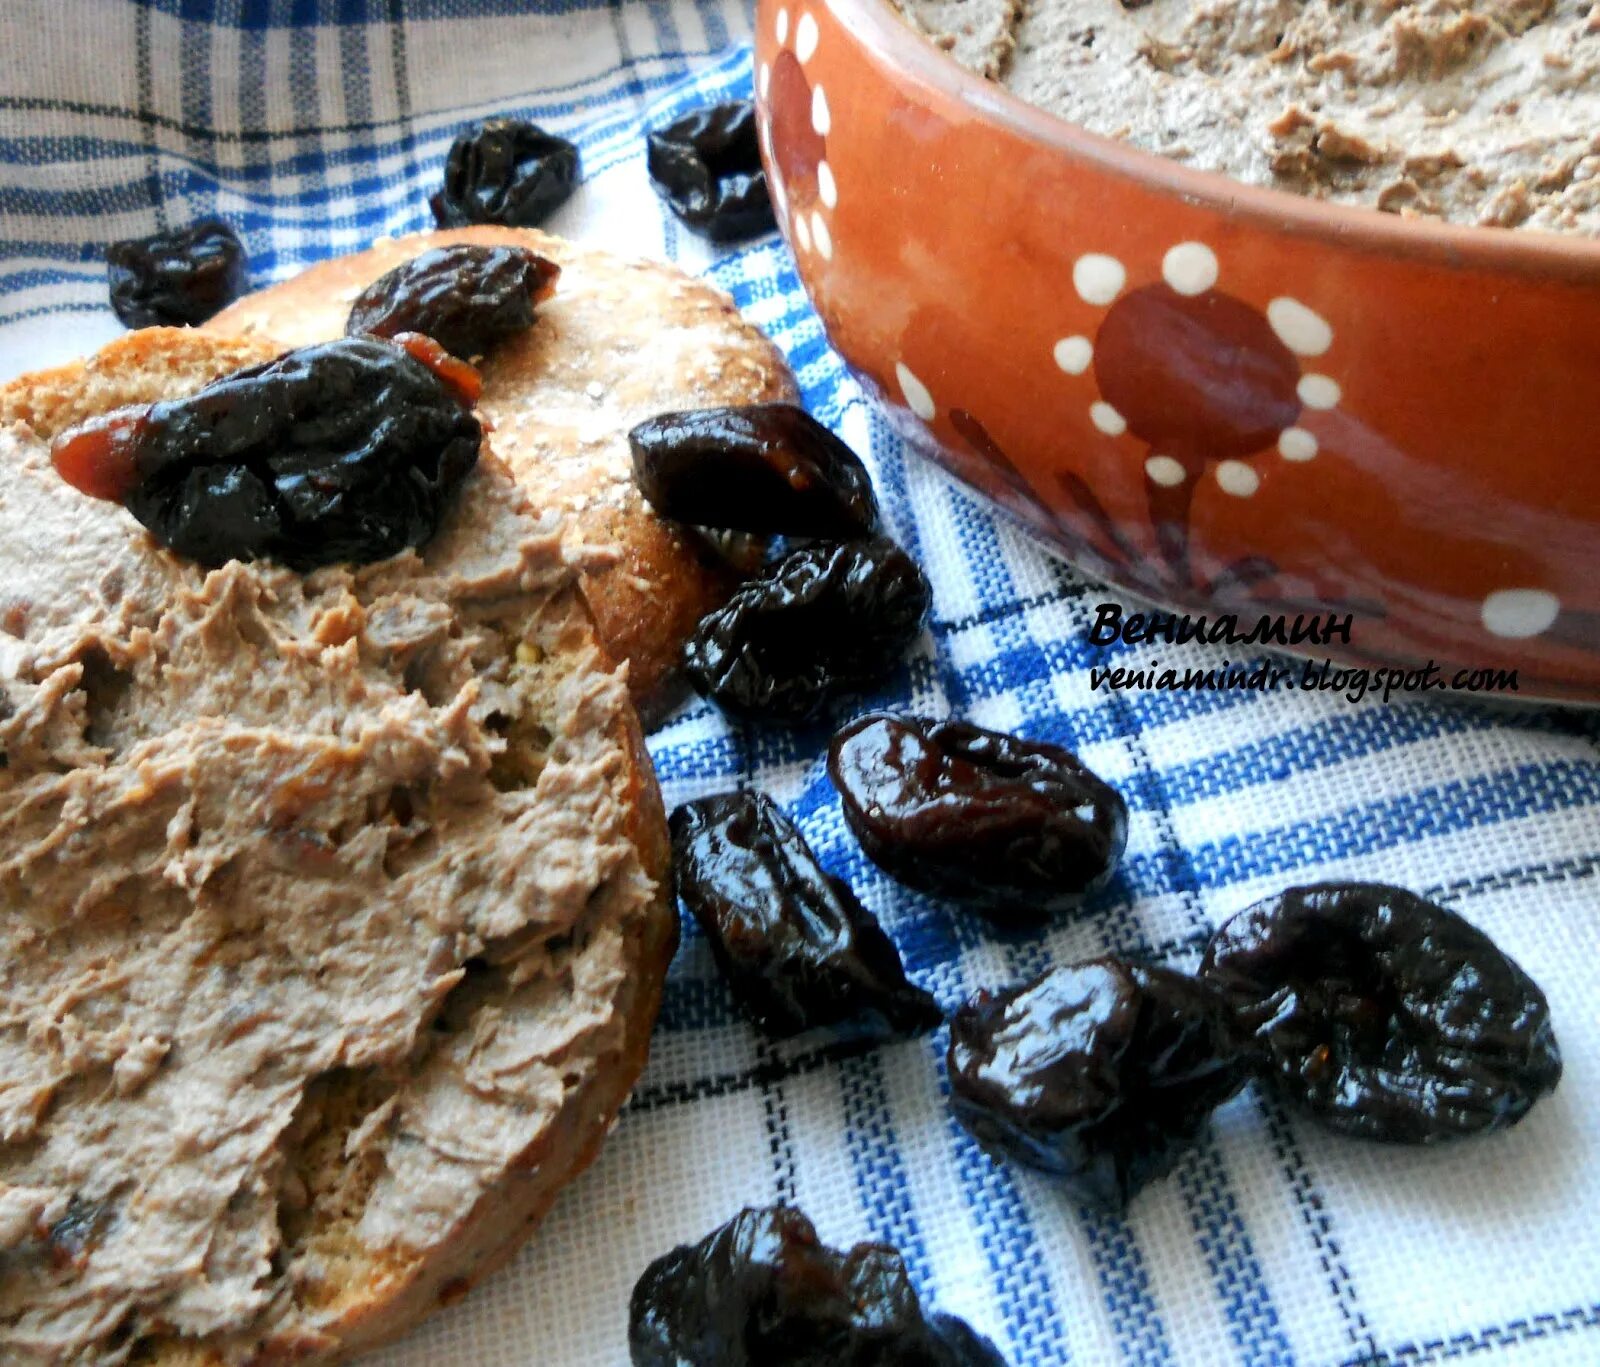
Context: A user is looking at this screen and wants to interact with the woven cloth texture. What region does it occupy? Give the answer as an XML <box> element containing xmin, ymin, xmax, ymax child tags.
<box><xmin>1</xmin><ymin>3</ymin><xmax>1597</xmax><ymax>1364</ymax></box>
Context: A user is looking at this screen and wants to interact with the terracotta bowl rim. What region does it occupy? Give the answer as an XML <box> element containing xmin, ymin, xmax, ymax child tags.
<box><xmin>812</xmin><ymin>0</ymin><xmax>1600</xmax><ymax>283</ymax></box>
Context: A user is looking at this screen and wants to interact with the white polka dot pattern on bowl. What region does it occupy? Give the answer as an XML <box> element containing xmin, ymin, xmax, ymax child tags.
<box><xmin>1146</xmin><ymin>455</ymin><xmax>1186</xmax><ymax>487</ymax></box>
<box><xmin>1053</xmin><ymin>335</ymin><xmax>1093</xmax><ymax>375</ymax></box>
<box><xmin>767</xmin><ymin>10</ymin><xmax>839</xmax><ymax>274</ymax></box>
<box><xmin>896</xmin><ymin>362</ymin><xmax>936</xmax><ymax>421</ymax></box>
<box><xmin>810</xmin><ymin>210</ymin><xmax>832</xmax><ymax>259</ymax></box>
<box><xmin>1038</xmin><ymin>239</ymin><xmax>1352</xmax><ymax>514</ymax></box>
<box><xmin>1215</xmin><ymin>460</ymin><xmax>1261</xmax><ymax>497</ymax></box>
<box><xmin>1089</xmin><ymin>401</ymin><xmax>1127</xmax><ymax>436</ymax></box>
<box><xmin>1298</xmin><ymin>374</ymin><xmax>1341</xmax><ymax>409</ymax></box>
<box><xmin>1073</xmin><ymin>253</ymin><xmax>1126</xmax><ymax>306</ymax></box>
<box><xmin>1481</xmin><ymin>589</ymin><xmax>1560</xmax><ymax>639</ymax></box>
<box><xmin>1162</xmin><ymin>242</ymin><xmax>1218</xmax><ymax>297</ymax></box>
<box><xmin>816</xmin><ymin>160</ymin><xmax>837</xmax><ymax>208</ymax></box>
<box><xmin>1278</xmin><ymin>426</ymin><xmax>1318</xmax><ymax>462</ymax></box>
<box><xmin>1268</xmin><ymin>297</ymin><xmax>1335</xmax><ymax>357</ymax></box>
<box><xmin>794</xmin><ymin>11</ymin><xmax>818</xmax><ymax>61</ymax></box>
<box><xmin>811</xmin><ymin>85</ymin><xmax>830</xmax><ymax>136</ymax></box>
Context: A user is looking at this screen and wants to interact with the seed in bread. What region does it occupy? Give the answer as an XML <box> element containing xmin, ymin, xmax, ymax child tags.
<box><xmin>207</xmin><ymin>226</ymin><xmax>800</xmax><ymax>724</ymax></box>
<box><xmin>0</xmin><ymin>328</ymin><xmax>674</xmax><ymax>1365</ymax></box>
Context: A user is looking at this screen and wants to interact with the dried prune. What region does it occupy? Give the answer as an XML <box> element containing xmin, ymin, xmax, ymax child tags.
<box><xmin>684</xmin><ymin>539</ymin><xmax>929</xmax><ymax>723</ymax></box>
<box><xmin>346</xmin><ymin>244</ymin><xmax>560</xmax><ymax>359</ymax></box>
<box><xmin>647</xmin><ymin>100</ymin><xmax>776</xmax><ymax>242</ymax></box>
<box><xmin>1201</xmin><ymin>882</ymin><xmax>1562</xmax><ymax>1142</ymax></box>
<box><xmin>106</xmin><ymin>219</ymin><xmax>248</xmax><ymax>328</ymax></box>
<box><xmin>51</xmin><ymin>336</ymin><xmax>480</xmax><ymax>571</ymax></box>
<box><xmin>630</xmin><ymin>1205</ymin><xmax>1008</xmax><ymax>1366</ymax></box>
<box><xmin>829</xmin><ymin>714</ymin><xmax>1127</xmax><ymax>928</ymax></box>
<box><xmin>430</xmin><ymin>119</ymin><xmax>580</xmax><ymax>228</ymax></box>
<box><xmin>630</xmin><ymin>403</ymin><xmax>879</xmax><ymax>538</ymax></box>
<box><xmin>948</xmin><ymin>959</ymin><xmax>1250</xmax><ymax>1208</ymax></box>
<box><xmin>670</xmin><ymin>790</ymin><xmax>939</xmax><ymax>1039</ymax></box>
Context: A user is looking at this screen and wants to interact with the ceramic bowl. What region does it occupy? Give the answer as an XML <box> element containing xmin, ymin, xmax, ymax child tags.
<box><xmin>752</xmin><ymin>0</ymin><xmax>1600</xmax><ymax>702</ymax></box>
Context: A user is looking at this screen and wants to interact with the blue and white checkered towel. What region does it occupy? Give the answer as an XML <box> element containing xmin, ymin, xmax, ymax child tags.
<box><xmin>2</xmin><ymin>4</ymin><xmax>1597</xmax><ymax>1364</ymax></box>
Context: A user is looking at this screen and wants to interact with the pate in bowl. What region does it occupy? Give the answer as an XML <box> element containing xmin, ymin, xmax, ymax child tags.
<box><xmin>753</xmin><ymin>0</ymin><xmax>1600</xmax><ymax>701</ymax></box>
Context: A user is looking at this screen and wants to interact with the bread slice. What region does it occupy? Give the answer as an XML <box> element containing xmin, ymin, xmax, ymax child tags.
<box><xmin>206</xmin><ymin>226</ymin><xmax>799</xmax><ymax>725</ymax></box>
<box><xmin>0</xmin><ymin>329</ymin><xmax>675</xmax><ymax>1364</ymax></box>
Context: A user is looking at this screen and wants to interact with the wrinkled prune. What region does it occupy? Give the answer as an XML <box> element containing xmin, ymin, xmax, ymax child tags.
<box><xmin>430</xmin><ymin>119</ymin><xmax>580</xmax><ymax>228</ymax></box>
<box><xmin>630</xmin><ymin>403</ymin><xmax>879</xmax><ymax>539</ymax></box>
<box><xmin>1201</xmin><ymin>882</ymin><xmax>1562</xmax><ymax>1142</ymax></box>
<box><xmin>684</xmin><ymin>539</ymin><xmax>929</xmax><ymax>723</ymax></box>
<box><xmin>106</xmin><ymin>219</ymin><xmax>248</xmax><ymax>328</ymax></box>
<box><xmin>670</xmin><ymin>790</ymin><xmax>939</xmax><ymax>1039</ymax></box>
<box><xmin>630</xmin><ymin>1205</ymin><xmax>1008</xmax><ymax>1366</ymax></box>
<box><xmin>948</xmin><ymin>959</ymin><xmax>1250</xmax><ymax>1208</ymax></box>
<box><xmin>346</xmin><ymin>244</ymin><xmax>560</xmax><ymax>359</ymax></box>
<box><xmin>51</xmin><ymin>336</ymin><xmax>480</xmax><ymax>571</ymax></box>
<box><xmin>829</xmin><ymin>714</ymin><xmax>1127</xmax><ymax>928</ymax></box>
<box><xmin>647</xmin><ymin>100</ymin><xmax>776</xmax><ymax>242</ymax></box>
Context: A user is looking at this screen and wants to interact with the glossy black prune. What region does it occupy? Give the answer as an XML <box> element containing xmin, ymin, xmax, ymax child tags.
<box><xmin>346</xmin><ymin>244</ymin><xmax>560</xmax><ymax>359</ymax></box>
<box><xmin>106</xmin><ymin>219</ymin><xmax>248</xmax><ymax>328</ymax></box>
<box><xmin>828</xmin><ymin>714</ymin><xmax>1128</xmax><ymax>928</ymax></box>
<box><xmin>430</xmin><ymin>119</ymin><xmax>580</xmax><ymax>228</ymax></box>
<box><xmin>630</xmin><ymin>402</ymin><xmax>879</xmax><ymax>539</ymax></box>
<box><xmin>646</xmin><ymin>100</ymin><xmax>776</xmax><ymax>242</ymax></box>
<box><xmin>51</xmin><ymin>337</ymin><xmax>479</xmax><ymax>571</ymax></box>
<box><xmin>670</xmin><ymin>790</ymin><xmax>939</xmax><ymax>1039</ymax></box>
<box><xmin>684</xmin><ymin>539</ymin><xmax>930</xmax><ymax>723</ymax></box>
<box><xmin>948</xmin><ymin>959</ymin><xmax>1251</xmax><ymax>1208</ymax></box>
<box><xmin>1201</xmin><ymin>882</ymin><xmax>1562</xmax><ymax>1142</ymax></box>
<box><xmin>629</xmin><ymin>1205</ymin><xmax>1008</xmax><ymax>1367</ymax></box>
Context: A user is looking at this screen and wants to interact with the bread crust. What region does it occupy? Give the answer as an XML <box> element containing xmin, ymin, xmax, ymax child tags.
<box><xmin>0</xmin><ymin>327</ymin><xmax>282</xmax><ymax>436</ymax></box>
<box><xmin>207</xmin><ymin>227</ymin><xmax>799</xmax><ymax>726</ymax></box>
<box><xmin>0</xmin><ymin>328</ymin><xmax>676</xmax><ymax>1366</ymax></box>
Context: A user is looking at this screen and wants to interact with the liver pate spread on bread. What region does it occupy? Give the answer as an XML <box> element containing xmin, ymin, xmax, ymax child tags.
<box><xmin>0</xmin><ymin>335</ymin><xmax>672</xmax><ymax>1363</ymax></box>
<box><xmin>891</xmin><ymin>0</ymin><xmax>1600</xmax><ymax>232</ymax></box>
